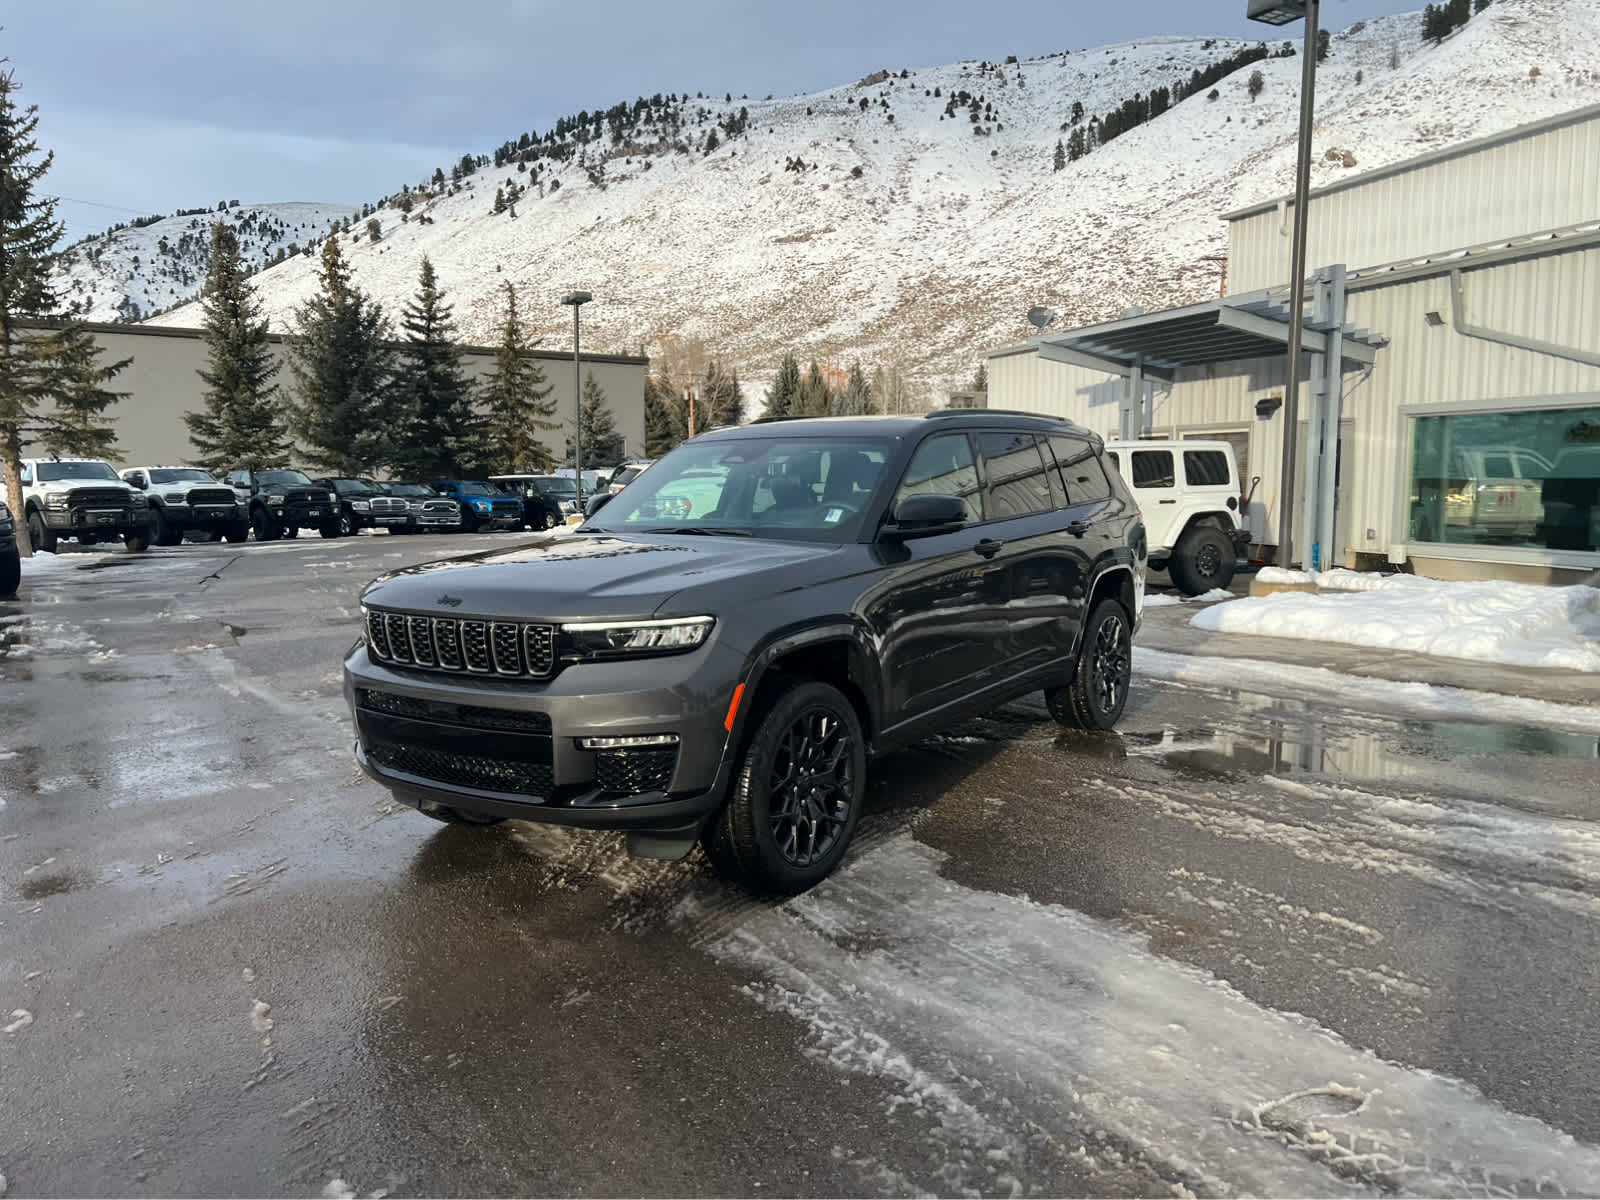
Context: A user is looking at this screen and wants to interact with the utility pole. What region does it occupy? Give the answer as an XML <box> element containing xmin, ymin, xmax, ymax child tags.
<box><xmin>560</xmin><ymin>290</ymin><xmax>592</xmax><ymax>509</ymax></box>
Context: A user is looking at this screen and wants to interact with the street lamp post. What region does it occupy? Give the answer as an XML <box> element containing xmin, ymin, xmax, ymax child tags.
<box><xmin>1249</xmin><ymin>0</ymin><xmax>1320</xmax><ymax>568</ymax></box>
<box><xmin>561</xmin><ymin>290</ymin><xmax>592</xmax><ymax>510</ymax></box>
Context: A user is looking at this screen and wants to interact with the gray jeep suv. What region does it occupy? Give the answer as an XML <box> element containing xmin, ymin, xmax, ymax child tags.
<box><xmin>344</xmin><ymin>412</ymin><xmax>1146</xmax><ymax>893</ymax></box>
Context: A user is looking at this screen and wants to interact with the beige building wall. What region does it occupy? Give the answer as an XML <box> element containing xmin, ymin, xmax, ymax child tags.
<box><xmin>51</xmin><ymin>321</ymin><xmax>648</xmax><ymax>472</ymax></box>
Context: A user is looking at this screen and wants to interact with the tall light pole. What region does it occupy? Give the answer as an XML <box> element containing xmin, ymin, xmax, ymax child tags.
<box><xmin>561</xmin><ymin>290</ymin><xmax>592</xmax><ymax>509</ymax></box>
<box><xmin>1249</xmin><ymin>0</ymin><xmax>1320</xmax><ymax>568</ymax></box>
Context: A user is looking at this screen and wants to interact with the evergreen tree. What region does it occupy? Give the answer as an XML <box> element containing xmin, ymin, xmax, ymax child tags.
<box><xmin>1053</xmin><ymin>139</ymin><xmax>1066</xmax><ymax>171</ymax></box>
<box><xmin>1316</xmin><ymin>28</ymin><xmax>1331</xmax><ymax>62</ymax></box>
<box><xmin>480</xmin><ymin>281</ymin><xmax>558</xmax><ymax>472</ymax></box>
<box><xmin>185</xmin><ymin>222</ymin><xmax>287</xmax><ymax>469</ymax></box>
<box><xmin>796</xmin><ymin>360</ymin><xmax>832</xmax><ymax>416</ymax></box>
<box><xmin>393</xmin><ymin>256</ymin><xmax>483</xmax><ymax>479</ymax></box>
<box><xmin>643</xmin><ymin>376</ymin><xmax>678</xmax><ymax>457</ymax></box>
<box><xmin>286</xmin><ymin>237</ymin><xmax>397</xmax><ymax>475</ymax></box>
<box><xmin>565</xmin><ymin>371</ymin><xmax>624</xmax><ymax>467</ymax></box>
<box><xmin>761</xmin><ymin>353</ymin><xmax>802</xmax><ymax>419</ymax></box>
<box><xmin>831</xmin><ymin>361</ymin><xmax>876</xmax><ymax>416</ymax></box>
<box><xmin>0</xmin><ymin>64</ymin><xmax>132</xmax><ymax>554</ymax></box>
<box><xmin>1248</xmin><ymin>69</ymin><xmax>1266</xmax><ymax>102</ymax></box>
<box><xmin>703</xmin><ymin>360</ymin><xmax>744</xmax><ymax>427</ymax></box>
<box><xmin>970</xmin><ymin>362</ymin><xmax>988</xmax><ymax>393</ymax></box>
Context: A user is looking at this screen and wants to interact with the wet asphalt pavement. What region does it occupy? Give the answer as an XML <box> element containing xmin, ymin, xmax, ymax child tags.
<box><xmin>3</xmin><ymin>534</ymin><xmax>1600</xmax><ymax>1198</ymax></box>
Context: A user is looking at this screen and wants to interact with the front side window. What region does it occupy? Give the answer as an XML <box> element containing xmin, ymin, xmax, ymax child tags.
<box><xmin>895</xmin><ymin>433</ymin><xmax>983</xmax><ymax>524</ymax></box>
<box><xmin>1409</xmin><ymin>404</ymin><xmax>1600</xmax><ymax>552</ymax></box>
<box><xmin>975</xmin><ymin>432</ymin><xmax>1053</xmax><ymax>518</ymax></box>
<box><xmin>37</xmin><ymin>461</ymin><xmax>119</xmax><ymax>482</ymax></box>
<box><xmin>588</xmin><ymin>436</ymin><xmax>893</xmax><ymax>542</ymax></box>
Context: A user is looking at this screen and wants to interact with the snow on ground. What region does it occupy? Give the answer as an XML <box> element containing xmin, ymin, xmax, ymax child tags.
<box><xmin>1193</xmin><ymin>572</ymin><xmax>1600</xmax><ymax>673</ymax></box>
<box><xmin>698</xmin><ymin>833</ymin><xmax>1600</xmax><ymax>1198</ymax></box>
<box><xmin>1135</xmin><ymin>646</ymin><xmax>1600</xmax><ymax>735</ymax></box>
<box><xmin>139</xmin><ymin>0</ymin><xmax>1600</xmax><ymax>400</ymax></box>
<box><xmin>16</xmin><ymin>548</ymin><xmax>121</xmax><ymax>579</ymax></box>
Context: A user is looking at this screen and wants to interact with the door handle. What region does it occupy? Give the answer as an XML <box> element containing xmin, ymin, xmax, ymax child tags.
<box><xmin>974</xmin><ymin>538</ymin><xmax>1004</xmax><ymax>559</ymax></box>
<box><xmin>1067</xmin><ymin>519</ymin><xmax>1090</xmax><ymax>538</ymax></box>
<box><xmin>1158</xmin><ymin>499</ymin><xmax>1177</xmax><ymax>504</ymax></box>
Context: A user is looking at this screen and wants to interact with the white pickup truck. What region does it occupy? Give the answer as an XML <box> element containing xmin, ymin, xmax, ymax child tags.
<box><xmin>1103</xmin><ymin>439</ymin><xmax>1249</xmax><ymax>594</ymax></box>
<box><xmin>7</xmin><ymin>457</ymin><xmax>153</xmax><ymax>554</ymax></box>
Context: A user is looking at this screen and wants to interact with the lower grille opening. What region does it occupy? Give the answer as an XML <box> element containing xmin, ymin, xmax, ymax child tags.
<box><xmin>355</xmin><ymin>688</ymin><xmax>553</xmax><ymax>734</ymax></box>
<box><xmin>368</xmin><ymin>742</ymin><xmax>554</xmax><ymax>798</ymax></box>
<box><xmin>594</xmin><ymin>746</ymin><xmax>677</xmax><ymax>795</ymax></box>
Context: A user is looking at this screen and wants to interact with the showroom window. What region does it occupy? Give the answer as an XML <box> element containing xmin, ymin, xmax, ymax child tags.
<box><xmin>1408</xmin><ymin>404</ymin><xmax>1600</xmax><ymax>553</ymax></box>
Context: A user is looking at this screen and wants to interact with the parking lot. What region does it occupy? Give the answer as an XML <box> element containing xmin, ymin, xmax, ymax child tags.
<box><xmin>4</xmin><ymin>533</ymin><xmax>1600</xmax><ymax>1197</ymax></box>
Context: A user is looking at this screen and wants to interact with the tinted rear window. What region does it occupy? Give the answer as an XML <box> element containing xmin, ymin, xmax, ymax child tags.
<box><xmin>1183</xmin><ymin>450</ymin><xmax>1232</xmax><ymax>487</ymax></box>
<box><xmin>976</xmin><ymin>432</ymin><xmax>1053</xmax><ymax>518</ymax></box>
<box><xmin>1130</xmin><ymin>450</ymin><xmax>1175</xmax><ymax>489</ymax></box>
<box><xmin>1049</xmin><ymin>437</ymin><xmax>1112</xmax><ymax>504</ymax></box>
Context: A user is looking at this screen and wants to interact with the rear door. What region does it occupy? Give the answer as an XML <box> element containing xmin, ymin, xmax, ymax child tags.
<box><xmin>866</xmin><ymin>432</ymin><xmax>1006</xmax><ymax>725</ymax></box>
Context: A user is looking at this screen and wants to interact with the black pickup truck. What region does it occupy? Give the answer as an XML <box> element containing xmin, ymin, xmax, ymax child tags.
<box><xmin>224</xmin><ymin>468</ymin><xmax>340</xmax><ymax>541</ymax></box>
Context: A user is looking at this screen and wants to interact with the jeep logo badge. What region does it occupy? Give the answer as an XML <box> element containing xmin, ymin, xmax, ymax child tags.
<box><xmin>436</xmin><ymin>594</ymin><xmax>464</xmax><ymax>608</ymax></box>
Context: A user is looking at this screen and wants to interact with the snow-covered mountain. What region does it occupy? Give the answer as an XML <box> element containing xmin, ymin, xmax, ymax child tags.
<box><xmin>131</xmin><ymin>0</ymin><xmax>1600</xmax><ymax>401</ymax></box>
<box><xmin>59</xmin><ymin>202</ymin><xmax>357</xmax><ymax>322</ymax></box>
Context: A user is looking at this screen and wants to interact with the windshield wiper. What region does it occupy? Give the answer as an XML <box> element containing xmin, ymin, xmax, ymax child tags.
<box><xmin>636</xmin><ymin>525</ymin><xmax>754</xmax><ymax>537</ymax></box>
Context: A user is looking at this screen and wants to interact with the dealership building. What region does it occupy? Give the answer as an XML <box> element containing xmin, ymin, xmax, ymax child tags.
<box><xmin>50</xmin><ymin>322</ymin><xmax>649</xmax><ymax>474</ymax></box>
<box><xmin>987</xmin><ymin>103</ymin><xmax>1600</xmax><ymax>584</ymax></box>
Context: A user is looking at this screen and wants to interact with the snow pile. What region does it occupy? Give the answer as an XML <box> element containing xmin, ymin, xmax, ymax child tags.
<box><xmin>129</xmin><ymin>0</ymin><xmax>1599</xmax><ymax>401</ymax></box>
<box><xmin>1191</xmin><ymin>573</ymin><xmax>1600</xmax><ymax>672</ymax></box>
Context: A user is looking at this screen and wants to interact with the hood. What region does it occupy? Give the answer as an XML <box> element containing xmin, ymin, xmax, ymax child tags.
<box><xmin>32</xmin><ymin>477</ymin><xmax>137</xmax><ymax>494</ymax></box>
<box><xmin>360</xmin><ymin>532</ymin><xmax>840</xmax><ymax>622</ymax></box>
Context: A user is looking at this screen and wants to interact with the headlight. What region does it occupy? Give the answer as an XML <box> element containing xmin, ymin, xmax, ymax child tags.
<box><xmin>45</xmin><ymin>493</ymin><xmax>69</xmax><ymax>509</ymax></box>
<box><xmin>164</xmin><ymin>492</ymin><xmax>187</xmax><ymax>503</ymax></box>
<box><xmin>129</xmin><ymin>493</ymin><xmax>149</xmax><ymax>508</ymax></box>
<box><xmin>352</xmin><ymin>499</ymin><xmax>370</xmax><ymax>511</ymax></box>
<box><xmin>0</xmin><ymin>500</ymin><xmax>11</xmax><ymax>520</ymax></box>
<box><xmin>474</xmin><ymin>500</ymin><xmax>491</xmax><ymax>511</ymax></box>
<box><xmin>266</xmin><ymin>493</ymin><xmax>285</xmax><ymax>505</ymax></box>
<box><xmin>561</xmin><ymin>616</ymin><xmax>714</xmax><ymax>659</ymax></box>
<box><xmin>327</xmin><ymin>491</ymin><xmax>338</xmax><ymax>503</ymax></box>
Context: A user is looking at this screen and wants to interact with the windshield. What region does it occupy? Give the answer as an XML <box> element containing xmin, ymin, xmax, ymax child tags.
<box><xmin>386</xmin><ymin>483</ymin><xmax>437</xmax><ymax>497</ymax></box>
<box><xmin>38</xmin><ymin>461</ymin><xmax>119</xmax><ymax>482</ymax></box>
<box><xmin>612</xmin><ymin>467</ymin><xmax>644</xmax><ymax>487</ymax></box>
<box><xmin>150</xmin><ymin>468</ymin><xmax>217</xmax><ymax>484</ymax></box>
<box><xmin>330</xmin><ymin>478</ymin><xmax>378</xmax><ymax>495</ymax></box>
<box><xmin>533</xmin><ymin>477</ymin><xmax>577</xmax><ymax>496</ymax></box>
<box><xmin>258</xmin><ymin>470</ymin><xmax>314</xmax><ymax>487</ymax></box>
<box><xmin>584</xmin><ymin>436</ymin><xmax>893</xmax><ymax>543</ymax></box>
<box><xmin>456</xmin><ymin>482</ymin><xmax>504</xmax><ymax>498</ymax></box>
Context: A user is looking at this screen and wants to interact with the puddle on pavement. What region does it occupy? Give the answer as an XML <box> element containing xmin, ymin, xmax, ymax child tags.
<box><xmin>18</xmin><ymin>870</ymin><xmax>90</xmax><ymax>900</ymax></box>
<box><xmin>1119</xmin><ymin>690</ymin><xmax>1599</xmax><ymax>812</ymax></box>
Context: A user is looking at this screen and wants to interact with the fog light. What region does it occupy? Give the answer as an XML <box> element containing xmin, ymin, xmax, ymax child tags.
<box><xmin>577</xmin><ymin>734</ymin><xmax>680</xmax><ymax>750</ymax></box>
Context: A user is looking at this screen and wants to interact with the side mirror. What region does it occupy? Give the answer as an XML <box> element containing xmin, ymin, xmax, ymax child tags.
<box><xmin>882</xmin><ymin>493</ymin><xmax>968</xmax><ymax>540</ymax></box>
<box><xmin>584</xmin><ymin>492</ymin><xmax>614</xmax><ymax>519</ymax></box>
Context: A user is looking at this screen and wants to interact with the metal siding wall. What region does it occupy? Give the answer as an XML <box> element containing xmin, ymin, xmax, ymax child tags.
<box><xmin>1228</xmin><ymin>116</ymin><xmax>1600</xmax><ymax>294</ymax></box>
<box><xmin>987</xmin><ymin>351</ymin><xmax>1126</xmax><ymax>435</ymax></box>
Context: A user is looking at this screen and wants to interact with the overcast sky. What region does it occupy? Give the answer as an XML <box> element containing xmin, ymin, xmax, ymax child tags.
<box><xmin>8</xmin><ymin>0</ymin><xmax>1424</xmax><ymax>241</ymax></box>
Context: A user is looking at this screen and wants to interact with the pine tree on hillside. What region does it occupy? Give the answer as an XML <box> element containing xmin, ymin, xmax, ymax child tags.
<box><xmin>762</xmin><ymin>353</ymin><xmax>802</xmax><ymax>420</ymax></box>
<box><xmin>186</xmin><ymin>222</ymin><xmax>288</xmax><ymax>470</ymax></box>
<box><xmin>1053</xmin><ymin>139</ymin><xmax>1067</xmax><ymax>171</ymax></box>
<box><xmin>480</xmin><ymin>281</ymin><xmax>558</xmax><ymax>472</ymax></box>
<box><xmin>393</xmin><ymin>256</ymin><xmax>484</xmax><ymax>479</ymax></box>
<box><xmin>970</xmin><ymin>362</ymin><xmax>988</xmax><ymax>394</ymax></box>
<box><xmin>831</xmin><ymin>361</ymin><xmax>876</xmax><ymax>416</ymax></box>
<box><xmin>1248</xmin><ymin>70</ymin><xmax>1266</xmax><ymax>102</ymax></box>
<box><xmin>796</xmin><ymin>360</ymin><xmax>832</xmax><ymax>417</ymax></box>
<box><xmin>703</xmin><ymin>360</ymin><xmax>745</xmax><ymax>427</ymax></box>
<box><xmin>643</xmin><ymin>375</ymin><xmax>678</xmax><ymax>457</ymax></box>
<box><xmin>286</xmin><ymin>237</ymin><xmax>397</xmax><ymax>475</ymax></box>
<box><xmin>566</xmin><ymin>371</ymin><xmax>624</xmax><ymax>468</ymax></box>
<box><xmin>0</xmin><ymin>64</ymin><xmax>133</xmax><ymax>555</ymax></box>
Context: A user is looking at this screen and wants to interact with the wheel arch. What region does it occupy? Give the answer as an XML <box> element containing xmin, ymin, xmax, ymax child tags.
<box><xmin>730</xmin><ymin>627</ymin><xmax>881</xmax><ymax>760</ymax></box>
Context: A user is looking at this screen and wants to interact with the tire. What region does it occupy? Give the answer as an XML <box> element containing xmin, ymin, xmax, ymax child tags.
<box><xmin>338</xmin><ymin>510</ymin><xmax>356</xmax><ymax>537</ymax></box>
<box><xmin>460</xmin><ymin>512</ymin><xmax>480</xmax><ymax>534</ymax></box>
<box><xmin>251</xmin><ymin>507</ymin><xmax>280</xmax><ymax>542</ymax></box>
<box><xmin>319</xmin><ymin>523</ymin><xmax>341</xmax><ymax>539</ymax></box>
<box><xmin>281</xmin><ymin>524</ymin><xmax>299</xmax><ymax>540</ymax></box>
<box><xmin>0</xmin><ymin>545</ymin><xmax>19</xmax><ymax>597</ymax></box>
<box><xmin>152</xmin><ymin>507</ymin><xmax>183</xmax><ymax>547</ymax></box>
<box><xmin>700</xmin><ymin>679</ymin><xmax>866</xmax><ymax>895</ymax></box>
<box><xmin>27</xmin><ymin>510</ymin><xmax>57</xmax><ymax>554</ymax></box>
<box><xmin>223</xmin><ymin>520</ymin><xmax>250</xmax><ymax>544</ymax></box>
<box><xmin>1168</xmin><ymin>525</ymin><xmax>1236</xmax><ymax>596</ymax></box>
<box><xmin>124</xmin><ymin>529</ymin><xmax>151</xmax><ymax>553</ymax></box>
<box><xmin>1045</xmin><ymin>598</ymin><xmax>1133</xmax><ymax>732</ymax></box>
<box><xmin>530</xmin><ymin>509</ymin><xmax>550</xmax><ymax>532</ymax></box>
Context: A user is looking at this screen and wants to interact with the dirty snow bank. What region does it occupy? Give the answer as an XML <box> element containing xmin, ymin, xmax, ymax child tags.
<box><xmin>1193</xmin><ymin>572</ymin><xmax>1600</xmax><ymax>672</ymax></box>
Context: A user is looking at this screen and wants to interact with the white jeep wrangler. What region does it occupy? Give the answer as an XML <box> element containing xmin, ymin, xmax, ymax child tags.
<box><xmin>1104</xmin><ymin>440</ymin><xmax>1249</xmax><ymax>595</ymax></box>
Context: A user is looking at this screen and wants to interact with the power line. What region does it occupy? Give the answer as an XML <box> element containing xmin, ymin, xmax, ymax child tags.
<box><xmin>57</xmin><ymin>195</ymin><xmax>152</xmax><ymax>216</ymax></box>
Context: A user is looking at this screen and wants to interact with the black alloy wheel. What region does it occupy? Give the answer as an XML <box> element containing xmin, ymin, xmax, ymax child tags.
<box><xmin>338</xmin><ymin>510</ymin><xmax>357</xmax><ymax>537</ymax></box>
<box><xmin>1045</xmin><ymin>597</ymin><xmax>1132</xmax><ymax>731</ymax></box>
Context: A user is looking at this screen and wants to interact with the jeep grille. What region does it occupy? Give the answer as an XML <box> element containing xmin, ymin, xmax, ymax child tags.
<box><xmin>365</xmin><ymin>606</ymin><xmax>555</xmax><ymax>680</ymax></box>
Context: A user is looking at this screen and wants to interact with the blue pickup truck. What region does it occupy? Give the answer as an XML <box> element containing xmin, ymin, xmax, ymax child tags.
<box><xmin>431</xmin><ymin>481</ymin><xmax>524</xmax><ymax>533</ymax></box>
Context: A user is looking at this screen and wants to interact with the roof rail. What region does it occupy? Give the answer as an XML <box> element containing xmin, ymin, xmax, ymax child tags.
<box><xmin>923</xmin><ymin>408</ymin><xmax>1067</xmax><ymax>421</ymax></box>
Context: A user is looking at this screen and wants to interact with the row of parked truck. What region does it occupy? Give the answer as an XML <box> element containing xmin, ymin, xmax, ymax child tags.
<box><xmin>0</xmin><ymin>456</ymin><xmax>658</xmax><ymax>572</ymax></box>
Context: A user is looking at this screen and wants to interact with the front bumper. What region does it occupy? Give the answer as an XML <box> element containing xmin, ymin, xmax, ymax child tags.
<box><xmin>343</xmin><ymin>636</ymin><xmax>747</xmax><ymax>832</ymax></box>
<box><xmin>43</xmin><ymin>507</ymin><xmax>150</xmax><ymax>534</ymax></box>
<box><xmin>166</xmin><ymin>503</ymin><xmax>243</xmax><ymax>527</ymax></box>
<box><xmin>273</xmin><ymin>502</ymin><xmax>331</xmax><ymax>528</ymax></box>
